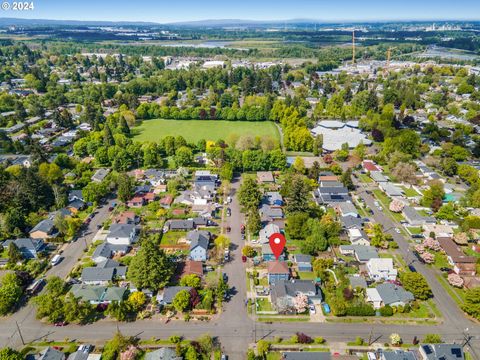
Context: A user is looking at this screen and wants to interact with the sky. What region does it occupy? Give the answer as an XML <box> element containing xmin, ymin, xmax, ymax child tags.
<box><xmin>3</xmin><ymin>0</ymin><xmax>480</xmax><ymax>23</ymax></box>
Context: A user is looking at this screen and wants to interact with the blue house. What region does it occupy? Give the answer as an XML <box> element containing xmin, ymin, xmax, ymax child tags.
<box><xmin>262</xmin><ymin>244</ymin><xmax>285</xmax><ymax>262</ymax></box>
<box><xmin>267</xmin><ymin>261</ymin><xmax>290</xmax><ymax>285</ymax></box>
<box><xmin>2</xmin><ymin>238</ymin><xmax>44</xmax><ymax>259</ymax></box>
<box><xmin>188</xmin><ymin>230</ymin><xmax>211</xmax><ymax>262</ymax></box>
<box><xmin>294</xmin><ymin>254</ymin><xmax>312</xmax><ymax>272</ymax></box>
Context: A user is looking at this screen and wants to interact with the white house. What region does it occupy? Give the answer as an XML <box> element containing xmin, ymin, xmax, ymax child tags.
<box><xmin>348</xmin><ymin>228</ymin><xmax>370</xmax><ymax>246</ymax></box>
<box><xmin>106</xmin><ymin>224</ymin><xmax>136</xmax><ymax>245</ymax></box>
<box><xmin>366</xmin><ymin>258</ymin><xmax>397</xmax><ymax>281</ymax></box>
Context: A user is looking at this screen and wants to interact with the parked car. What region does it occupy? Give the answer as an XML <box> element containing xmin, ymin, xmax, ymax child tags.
<box><xmin>242</xmin><ymin>255</ymin><xmax>247</xmax><ymax>263</ymax></box>
<box><xmin>309</xmin><ymin>304</ymin><xmax>316</xmax><ymax>315</ymax></box>
<box><xmin>440</xmin><ymin>267</ymin><xmax>452</xmax><ymax>272</ymax></box>
<box><xmin>50</xmin><ymin>254</ymin><xmax>62</xmax><ymax>266</ymax></box>
<box><xmin>54</xmin><ymin>321</ymin><xmax>68</xmax><ymax>327</ymax></box>
<box><xmin>394</xmin><ymin>228</ymin><xmax>401</xmax><ymax>234</ymax></box>
<box><xmin>408</xmin><ymin>265</ymin><xmax>417</xmax><ymax>272</ymax></box>
<box><xmin>222</xmin><ymin>273</ymin><xmax>228</xmax><ymax>282</ymax></box>
<box><xmin>240</xmin><ymin>224</ymin><xmax>245</xmax><ymax>234</ymax></box>
<box><xmin>226</xmin><ymin>208</ymin><xmax>231</xmax><ymax>217</ymax></box>
<box><xmin>226</xmin><ymin>226</ymin><xmax>231</xmax><ymax>233</ymax></box>
<box><xmin>322</xmin><ymin>303</ymin><xmax>331</xmax><ymax>314</ymax></box>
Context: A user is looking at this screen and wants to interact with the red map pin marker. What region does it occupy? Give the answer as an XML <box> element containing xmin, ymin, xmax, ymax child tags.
<box><xmin>269</xmin><ymin>232</ymin><xmax>286</xmax><ymax>260</ymax></box>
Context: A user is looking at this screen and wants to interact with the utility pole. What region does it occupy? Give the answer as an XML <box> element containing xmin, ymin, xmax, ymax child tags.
<box><xmin>15</xmin><ymin>321</ymin><xmax>25</xmax><ymax>346</ymax></box>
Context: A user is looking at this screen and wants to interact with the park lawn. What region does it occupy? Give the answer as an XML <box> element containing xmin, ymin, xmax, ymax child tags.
<box><xmin>161</xmin><ymin>231</ymin><xmax>187</xmax><ymax>245</ymax></box>
<box><xmin>134</xmin><ymin>119</ymin><xmax>280</xmax><ymax>143</ymax></box>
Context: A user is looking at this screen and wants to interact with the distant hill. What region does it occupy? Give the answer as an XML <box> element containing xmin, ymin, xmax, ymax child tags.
<box><xmin>0</xmin><ymin>17</ymin><xmax>160</xmax><ymax>27</ymax></box>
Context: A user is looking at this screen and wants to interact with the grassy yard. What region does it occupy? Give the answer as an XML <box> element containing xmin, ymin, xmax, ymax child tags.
<box><xmin>134</xmin><ymin>119</ymin><xmax>280</xmax><ymax>143</ymax></box>
<box><xmin>433</xmin><ymin>252</ymin><xmax>450</xmax><ymax>269</ymax></box>
<box><xmin>401</xmin><ymin>186</ymin><xmax>420</xmax><ymax>197</ymax></box>
<box><xmin>406</xmin><ymin>227</ymin><xmax>422</xmax><ymax>235</ymax></box>
<box><xmin>256</xmin><ymin>298</ymin><xmax>273</xmax><ymax>312</ymax></box>
<box><xmin>298</xmin><ymin>271</ymin><xmax>316</xmax><ymax>280</ymax></box>
<box><xmin>436</xmin><ymin>274</ymin><xmax>466</xmax><ymax>306</ymax></box>
<box><xmin>160</xmin><ymin>231</ymin><xmax>187</xmax><ymax>245</ymax></box>
<box><xmin>372</xmin><ymin>189</ymin><xmax>404</xmax><ymax>222</ymax></box>
<box><xmin>359</xmin><ymin>174</ymin><xmax>373</xmax><ymax>183</ymax></box>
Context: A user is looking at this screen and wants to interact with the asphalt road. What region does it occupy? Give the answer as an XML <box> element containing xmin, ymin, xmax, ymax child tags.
<box><xmin>0</xmin><ymin>180</ymin><xmax>479</xmax><ymax>359</ymax></box>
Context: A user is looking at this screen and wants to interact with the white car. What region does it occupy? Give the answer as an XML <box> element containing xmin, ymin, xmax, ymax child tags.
<box><xmin>394</xmin><ymin>228</ymin><xmax>401</xmax><ymax>234</ymax></box>
<box><xmin>309</xmin><ymin>304</ymin><xmax>316</xmax><ymax>315</ymax></box>
<box><xmin>378</xmin><ymin>206</ymin><xmax>383</xmax><ymax>211</ymax></box>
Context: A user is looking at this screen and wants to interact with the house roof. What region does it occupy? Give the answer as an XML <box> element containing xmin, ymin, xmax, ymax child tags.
<box><xmin>182</xmin><ymin>260</ymin><xmax>204</xmax><ymax>277</ymax></box>
<box><xmin>91</xmin><ymin>168</ymin><xmax>109</xmax><ymax>182</ymax></box>
<box><xmin>294</xmin><ymin>254</ymin><xmax>312</xmax><ymax>264</ymax></box>
<box><xmin>363</xmin><ymin>160</ymin><xmax>381</xmax><ymax>172</ymax></box>
<box><xmin>340</xmin><ymin>215</ymin><xmax>364</xmax><ymax>229</ymax></box>
<box><xmin>67</xmin><ymin>351</ymin><xmax>89</xmax><ymax>360</ymax></box>
<box><xmin>257</xmin><ymin>171</ymin><xmax>274</xmax><ymax>183</ymax></box>
<box><xmin>168</xmin><ymin>219</ymin><xmax>195</xmax><ymax>230</ymax></box>
<box><xmin>70</xmin><ymin>285</ymin><xmax>106</xmax><ymax>302</ymax></box>
<box><xmin>38</xmin><ymin>347</ymin><xmax>65</xmax><ymax>360</ymax></box>
<box><xmin>103</xmin><ymin>287</ymin><xmax>127</xmax><ymax>302</ymax></box>
<box><xmin>420</xmin><ymin>344</ymin><xmax>464</xmax><ymax>360</ymax></box>
<box><xmin>114</xmin><ymin>211</ymin><xmax>136</xmax><ymax>224</ymax></box>
<box><xmin>267</xmin><ymin>261</ymin><xmax>289</xmax><ymax>274</ymax></box>
<box><xmin>30</xmin><ymin>219</ymin><xmax>55</xmax><ymax>235</ymax></box>
<box><xmin>81</xmin><ymin>267</ymin><xmax>115</xmax><ymax>282</ymax></box>
<box><xmin>145</xmin><ymin>348</ymin><xmax>181</xmax><ymax>360</ymax></box>
<box><xmin>376</xmin><ymin>283</ymin><xmax>414</xmax><ymax>305</ymax></box>
<box><xmin>382</xmin><ymin>350</ymin><xmax>417</xmax><ymax>360</ymax></box>
<box><xmin>337</xmin><ymin>202</ymin><xmax>358</xmax><ymax>216</ymax></box>
<box><xmin>260</xmin><ymin>204</ymin><xmax>284</xmax><ymax>219</ymax></box>
<box><xmin>188</xmin><ymin>230</ymin><xmax>210</xmax><ymax>251</ymax></box>
<box><xmin>108</xmin><ymin>224</ymin><xmax>135</xmax><ymax>239</ymax></box>
<box><xmin>403</xmin><ymin>206</ymin><xmax>435</xmax><ymax>224</ymax></box>
<box><xmin>382</xmin><ymin>183</ymin><xmax>404</xmax><ymax>197</ymax></box>
<box><xmin>438</xmin><ymin>238</ymin><xmax>476</xmax><ymax>264</ymax></box>
<box><xmin>370</xmin><ymin>172</ymin><xmax>388</xmax><ymax>182</ymax></box>
<box><xmin>349</xmin><ymin>276</ymin><xmax>367</xmax><ymax>289</ymax></box>
<box><xmin>92</xmin><ymin>243</ymin><xmax>130</xmax><ymax>260</ymax></box>
<box><xmin>3</xmin><ymin>238</ymin><xmax>43</xmax><ymax>252</ymax></box>
<box><xmin>162</xmin><ymin>286</ymin><xmax>192</xmax><ymax>304</ymax></box>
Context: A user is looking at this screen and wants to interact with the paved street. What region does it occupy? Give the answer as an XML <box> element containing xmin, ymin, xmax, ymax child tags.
<box><xmin>0</xmin><ymin>180</ymin><xmax>479</xmax><ymax>359</ymax></box>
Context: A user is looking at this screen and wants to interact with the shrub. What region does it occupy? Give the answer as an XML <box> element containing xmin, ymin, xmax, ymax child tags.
<box><xmin>355</xmin><ymin>337</ymin><xmax>364</xmax><ymax>346</ymax></box>
<box><xmin>290</xmin><ymin>335</ymin><xmax>299</xmax><ymax>344</ymax></box>
<box><xmin>315</xmin><ymin>337</ymin><xmax>325</xmax><ymax>344</ymax></box>
<box><xmin>379</xmin><ymin>305</ymin><xmax>394</xmax><ymax>316</ymax></box>
<box><xmin>296</xmin><ymin>332</ymin><xmax>313</xmax><ymax>344</ymax></box>
<box><xmin>423</xmin><ymin>334</ymin><xmax>443</xmax><ymax>344</ymax></box>
<box><xmin>345</xmin><ymin>304</ymin><xmax>375</xmax><ymax>316</ymax></box>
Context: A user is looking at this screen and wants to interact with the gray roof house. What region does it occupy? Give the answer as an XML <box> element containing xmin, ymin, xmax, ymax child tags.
<box><xmin>259</xmin><ymin>223</ymin><xmax>281</xmax><ymax>244</ymax></box>
<box><xmin>145</xmin><ymin>348</ymin><xmax>182</xmax><ymax>360</ymax></box>
<box><xmin>370</xmin><ymin>172</ymin><xmax>389</xmax><ymax>183</ymax></box>
<box><xmin>339</xmin><ymin>245</ymin><xmax>379</xmax><ymax>262</ymax></box>
<box><xmin>341</xmin><ymin>215</ymin><xmax>364</xmax><ymax>229</ymax></box>
<box><xmin>68</xmin><ymin>190</ymin><xmax>84</xmax><ymax>202</ymax></box>
<box><xmin>337</xmin><ymin>202</ymin><xmax>359</xmax><ymax>218</ymax></box>
<box><xmin>92</xmin><ymin>243</ymin><xmax>130</xmax><ymax>263</ymax></box>
<box><xmin>2</xmin><ymin>238</ymin><xmax>44</xmax><ymax>259</ymax></box>
<box><xmin>67</xmin><ymin>351</ymin><xmax>89</xmax><ymax>360</ymax></box>
<box><xmin>38</xmin><ymin>347</ymin><xmax>66</xmax><ymax>360</ymax></box>
<box><xmin>106</xmin><ymin>224</ymin><xmax>136</xmax><ymax>245</ymax></box>
<box><xmin>270</xmin><ymin>279</ymin><xmax>322</xmax><ymax>313</ymax></box>
<box><xmin>349</xmin><ymin>275</ymin><xmax>368</xmax><ymax>289</ymax></box>
<box><xmin>80</xmin><ymin>267</ymin><xmax>116</xmax><ymax>285</ymax></box>
<box><xmin>70</xmin><ymin>284</ymin><xmax>127</xmax><ymax>304</ymax></box>
<box><xmin>188</xmin><ymin>230</ymin><xmax>210</xmax><ymax>262</ymax></box>
<box><xmin>168</xmin><ymin>219</ymin><xmax>195</xmax><ymax>231</ymax></box>
<box><xmin>293</xmin><ymin>254</ymin><xmax>312</xmax><ymax>272</ymax></box>
<box><xmin>402</xmin><ymin>206</ymin><xmax>436</xmax><ymax>226</ymax></box>
<box><xmin>317</xmin><ymin>186</ymin><xmax>351</xmax><ymax>204</ymax></box>
<box><xmin>366</xmin><ymin>283</ymin><xmax>414</xmax><ymax>309</ymax></box>
<box><xmin>158</xmin><ymin>286</ymin><xmax>192</xmax><ymax>305</ymax></box>
<box><xmin>29</xmin><ymin>219</ymin><xmax>57</xmax><ymax>239</ymax></box>
<box><xmin>380</xmin><ymin>350</ymin><xmax>417</xmax><ymax>360</ymax></box>
<box><xmin>260</xmin><ymin>204</ymin><xmax>284</xmax><ymax>220</ymax></box>
<box><xmin>91</xmin><ymin>168</ymin><xmax>110</xmax><ymax>183</ymax></box>
<box><xmin>419</xmin><ymin>344</ymin><xmax>464</xmax><ymax>360</ymax></box>
<box><xmin>380</xmin><ymin>183</ymin><xmax>404</xmax><ymax>197</ymax></box>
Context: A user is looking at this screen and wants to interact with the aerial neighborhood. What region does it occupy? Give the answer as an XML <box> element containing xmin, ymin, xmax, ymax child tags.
<box><xmin>0</xmin><ymin>8</ymin><xmax>479</xmax><ymax>360</ymax></box>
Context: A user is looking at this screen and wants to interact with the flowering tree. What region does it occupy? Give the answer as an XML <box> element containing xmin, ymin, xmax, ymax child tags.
<box><xmin>453</xmin><ymin>232</ymin><xmax>468</xmax><ymax>245</ymax></box>
<box><xmin>389</xmin><ymin>199</ymin><xmax>405</xmax><ymax>213</ymax></box>
<box><xmin>120</xmin><ymin>346</ymin><xmax>138</xmax><ymax>360</ymax></box>
<box><xmin>293</xmin><ymin>294</ymin><xmax>309</xmax><ymax>314</ymax></box>
<box><xmin>448</xmin><ymin>273</ymin><xmax>464</xmax><ymax>288</ymax></box>
<box><xmin>423</xmin><ymin>238</ymin><xmax>441</xmax><ymax>252</ymax></box>
<box><xmin>420</xmin><ymin>252</ymin><xmax>434</xmax><ymax>264</ymax></box>
<box><xmin>415</xmin><ymin>244</ymin><xmax>425</xmax><ymax>254</ymax></box>
<box><xmin>390</xmin><ymin>333</ymin><xmax>402</xmax><ymax>346</ymax></box>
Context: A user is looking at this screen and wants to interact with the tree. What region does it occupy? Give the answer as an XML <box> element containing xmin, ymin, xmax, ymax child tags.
<box><xmin>341</xmin><ymin>168</ymin><xmax>354</xmax><ymax>191</ymax></box>
<box><xmin>390</xmin><ymin>333</ymin><xmax>402</xmax><ymax>346</ymax></box>
<box><xmin>127</xmin><ymin>291</ymin><xmax>146</xmax><ymax>312</ymax></box>
<box><xmin>256</xmin><ymin>340</ymin><xmax>270</xmax><ymax>358</ymax></box>
<box><xmin>238</xmin><ymin>178</ymin><xmax>262</xmax><ymax>211</ymax></box>
<box><xmin>423</xmin><ymin>334</ymin><xmax>443</xmax><ymax>344</ymax></box>
<box><xmin>214</xmin><ymin>235</ymin><xmax>230</xmax><ymax>253</ymax></box>
<box><xmin>247</xmin><ymin>209</ymin><xmax>262</xmax><ymax>235</ymax></box>
<box><xmin>117</xmin><ymin>173</ymin><xmax>134</xmax><ymax>203</ymax></box>
<box><xmin>219</xmin><ymin>162</ymin><xmax>233</xmax><ymax>181</ymax></box>
<box><xmin>462</xmin><ymin>288</ymin><xmax>480</xmax><ymax>320</ymax></box>
<box><xmin>63</xmin><ymin>293</ymin><xmax>95</xmax><ymax>324</ymax></box>
<box><xmin>293</xmin><ymin>294</ymin><xmax>308</xmax><ymax>313</ymax></box>
<box><xmin>33</xmin><ymin>276</ymin><xmax>67</xmax><ymax>322</ymax></box>
<box><xmin>0</xmin><ymin>347</ymin><xmax>23</xmax><ymax>360</ymax></box>
<box><xmin>172</xmin><ymin>289</ymin><xmax>191</xmax><ymax>312</ymax></box>
<box><xmin>242</xmin><ymin>245</ymin><xmax>256</xmax><ymax>258</ymax></box>
<box><xmin>0</xmin><ymin>273</ymin><xmax>22</xmax><ymax>316</ymax></box>
<box><xmin>180</xmin><ymin>274</ymin><xmax>201</xmax><ymax>289</ymax></box>
<box><xmin>7</xmin><ymin>242</ymin><xmax>22</xmax><ymax>265</ymax></box>
<box><xmin>175</xmin><ymin>146</ymin><xmax>193</xmax><ymax>167</ymax></box>
<box><xmin>400</xmin><ymin>272</ymin><xmax>432</xmax><ymax>300</ymax></box>
<box><xmin>102</xmin><ymin>332</ymin><xmax>135</xmax><ymax>360</ymax></box>
<box><xmin>293</xmin><ymin>157</ymin><xmax>305</xmax><ymax>174</ymax></box>
<box><xmin>447</xmin><ymin>273</ymin><xmax>464</xmax><ymax>288</ymax></box>
<box><xmin>127</xmin><ymin>239</ymin><xmax>173</xmax><ymax>289</ymax></box>
<box><xmin>105</xmin><ymin>300</ymin><xmax>132</xmax><ymax>321</ymax></box>
<box><xmin>422</xmin><ymin>180</ymin><xmax>445</xmax><ymax>212</ymax></box>
<box><xmin>391</xmin><ymin>162</ymin><xmax>417</xmax><ymax>185</ymax></box>
<box><xmin>284</xmin><ymin>174</ymin><xmax>310</xmax><ymax>214</ymax></box>
<box><xmin>287</xmin><ymin>212</ymin><xmax>310</xmax><ymax>239</ymax></box>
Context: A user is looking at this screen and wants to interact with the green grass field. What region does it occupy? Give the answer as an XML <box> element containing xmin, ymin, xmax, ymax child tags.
<box><xmin>133</xmin><ymin>119</ymin><xmax>280</xmax><ymax>143</ymax></box>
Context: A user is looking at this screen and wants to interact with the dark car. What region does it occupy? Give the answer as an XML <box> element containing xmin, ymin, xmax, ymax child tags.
<box><xmin>413</xmin><ymin>251</ymin><xmax>425</xmax><ymax>264</ymax></box>
<box><xmin>223</xmin><ymin>273</ymin><xmax>228</xmax><ymax>282</ymax></box>
<box><xmin>226</xmin><ymin>226</ymin><xmax>231</xmax><ymax>233</ymax></box>
<box><xmin>54</xmin><ymin>321</ymin><xmax>68</xmax><ymax>327</ymax></box>
<box><xmin>242</xmin><ymin>255</ymin><xmax>247</xmax><ymax>263</ymax></box>
<box><xmin>440</xmin><ymin>267</ymin><xmax>451</xmax><ymax>272</ymax></box>
<box><xmin>408</xmin><ymin>265</ymin><xmax>417</xmax><ymax>272</ymax></box>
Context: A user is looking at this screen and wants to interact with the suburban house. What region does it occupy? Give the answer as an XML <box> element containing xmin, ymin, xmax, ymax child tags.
<box><xmin>80</xmin><ymin>261</ymin><xmax>127</xmax><ymax>285</ymax></box>
<box><xmin>423</xmin><ymin>224</ymin><xmax>454</xmax><ymax>239</ymax></box>
<box><xmin>127</xmin><ymin>196</ymin><xmax>145</xmax><ymax>208</ymax></box>
<box><xmin>92</xmin><ymin>243</ymin><xmax>130</xmax><ymax>263</ymax></box>
<box><xmin>366</xmin><ymin>283</ymin><xmax>414</xmax><ymax>309</ymax></box>
<box><xmin>363</xmin><ymin>160</ymin><xmax>382</xmax><ymax>173</ymax></box>
<box><xmin>38</xmin><ymin>347</ymin><xmax>66</xmax><ymax>360</ymax></box>
<box><xmin>91</xmin><ymin>168</ymin><xmax>110</xmax><ymax>183</ymax></box>
<box><xmin>402</xmin><ymin>207</ymin><xmax>436</xmax><ymax>226</ymax></box>
<box><xmin>438</xmin><ymin>238</ymin><xmax>477</xmax><ymax>276</ymax></box>
<box><xmin>349</xmin><ymin>275</ymin><xmax>368</xmax><ymax>289</ymax></box>
<box><xmin>106</xmin><ymin>224</ymin><xmax>136</xmax><ymax>245</ymax></box>
<box><xmin>341</xmin><ymin>215</ymin><xmax>365</xmax><ymax>229</ymax></box>
<box><xmin>70</xmin><ymin>285</ymin><xmax>127</xmax><ymax>304</ymax></box>
<box><xmin>188</xmin><ymin>230</ymin><xmax>211</xmax><ymax>262</ymax></box>
<box><xmin>194</xmin><ymin>173</ymin><xmax>218</xmax><ymax>192</ymax></box>
<box><xmin>67</xmin><ymin>199</ymin><xmax>86</xmax><ymax>214</ymax></box>
<box><xmin>257</xmin><ymin>171</ymin><xmax>275</xmax><ymax>184</ymax></box>
<box><xmin>2</xmin><ymin>238</ymin><xmax>44</xmax><ymax>259</ymax></box>
<box><xmin>260</xmin><ymin>203</ymin><xmax>284</xmax><ymax>221</ymax></box>
<box><xmin>29</xmin><ymin>219</ymin><xmax>57</xmax><ymax>239</ymax></box>
<box><xmin>68</xmin><ymin>190</ymin><xmax>85</xmax><ymax>203</ymax></box>
<box><xmin>336</xmin><ymin>202</ymin><xmax>359</xmax><ymax>218</ymax></box>
<box><xmin>262</xmin><ymin>243</ymin><xmax>285</xmax><ymax>262</ymax></box>
<box><xmin>380</xmin><ymin>183</ymin><xmax>404</xmax><ymax>198</ymax></box>
<box><xmin>348</xmin><ymin>228</ymin><xmax>371</xmax><ymax>246</ymax></box>
<box><xmin>370</xmin><ymin>172</ymin><xmax>389</xmax><ymax>183</ymax></box>
<box><xmin>158</xmin><ymin>286</ymin><xmax>192</xmax><ymax>305</ymax></box>
<box><xmin>145</xmin><ymin>348</ymin><xmax>182</xmax><ymax>360</ymax></box>
<box><xmin>340</xmin><ymin>245</ymin><xmax>379</xmax><ymax>262</ymax></box>
<box><xmin>181</xmin><ymin>260</ymin><xmax>204</xmax><ymax>278</ymax></box>
<box><xmin>160</xmin><ymin>195</ymin><xmax>174</xmax><ymax>208</ymax></box>
<box><xmin>317</xmin><ymin>185</ymin><xmax>351</xmax><ymax>204</ymax></box>
<box><xmin>113</xmin><ymin>211</ymin><xmax>138</xmax><ymax>225</ymax></box>
<box><xmin>267</xmin><ymin>261</ymin><xmax>290</xmax><ymax>285</ymax></box>
<box><xmin>270</xmin><ymin>279</ymin><xmax>322</xmax><ymax>313</ymax></box>
<box><xmin>366</xmin><ymin>258</ymin><xmax>397</xmax><ymax>281</ymax></box>
<box><xmin>419</xmin><ymin>344</ymin><xmax>464</xmax><ymax>360</ymax></box>
<box><xmin>375</xmin><ymin>350</ymin><xmax>417</xmax><ymax>360</ymax></box>
<box><xmin>259</xmin><ymin>223</ymin><xmax>281</xmax><ymax>244</ymax></box>
<box><xmin>293</xmin><ymin>254</ymin><xmax>312</xmax><ymax>272</ymax></box>
<box><xmin>264</xmin><ymin>192</ymin><xmax>283</xmax><ymax>207</ymax></box>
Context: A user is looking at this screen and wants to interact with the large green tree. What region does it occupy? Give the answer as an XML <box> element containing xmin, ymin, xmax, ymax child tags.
<box><xmin>400</xmin><ymin>272</ymin><xmax>432</xmax><ymax>300</ymax></box>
